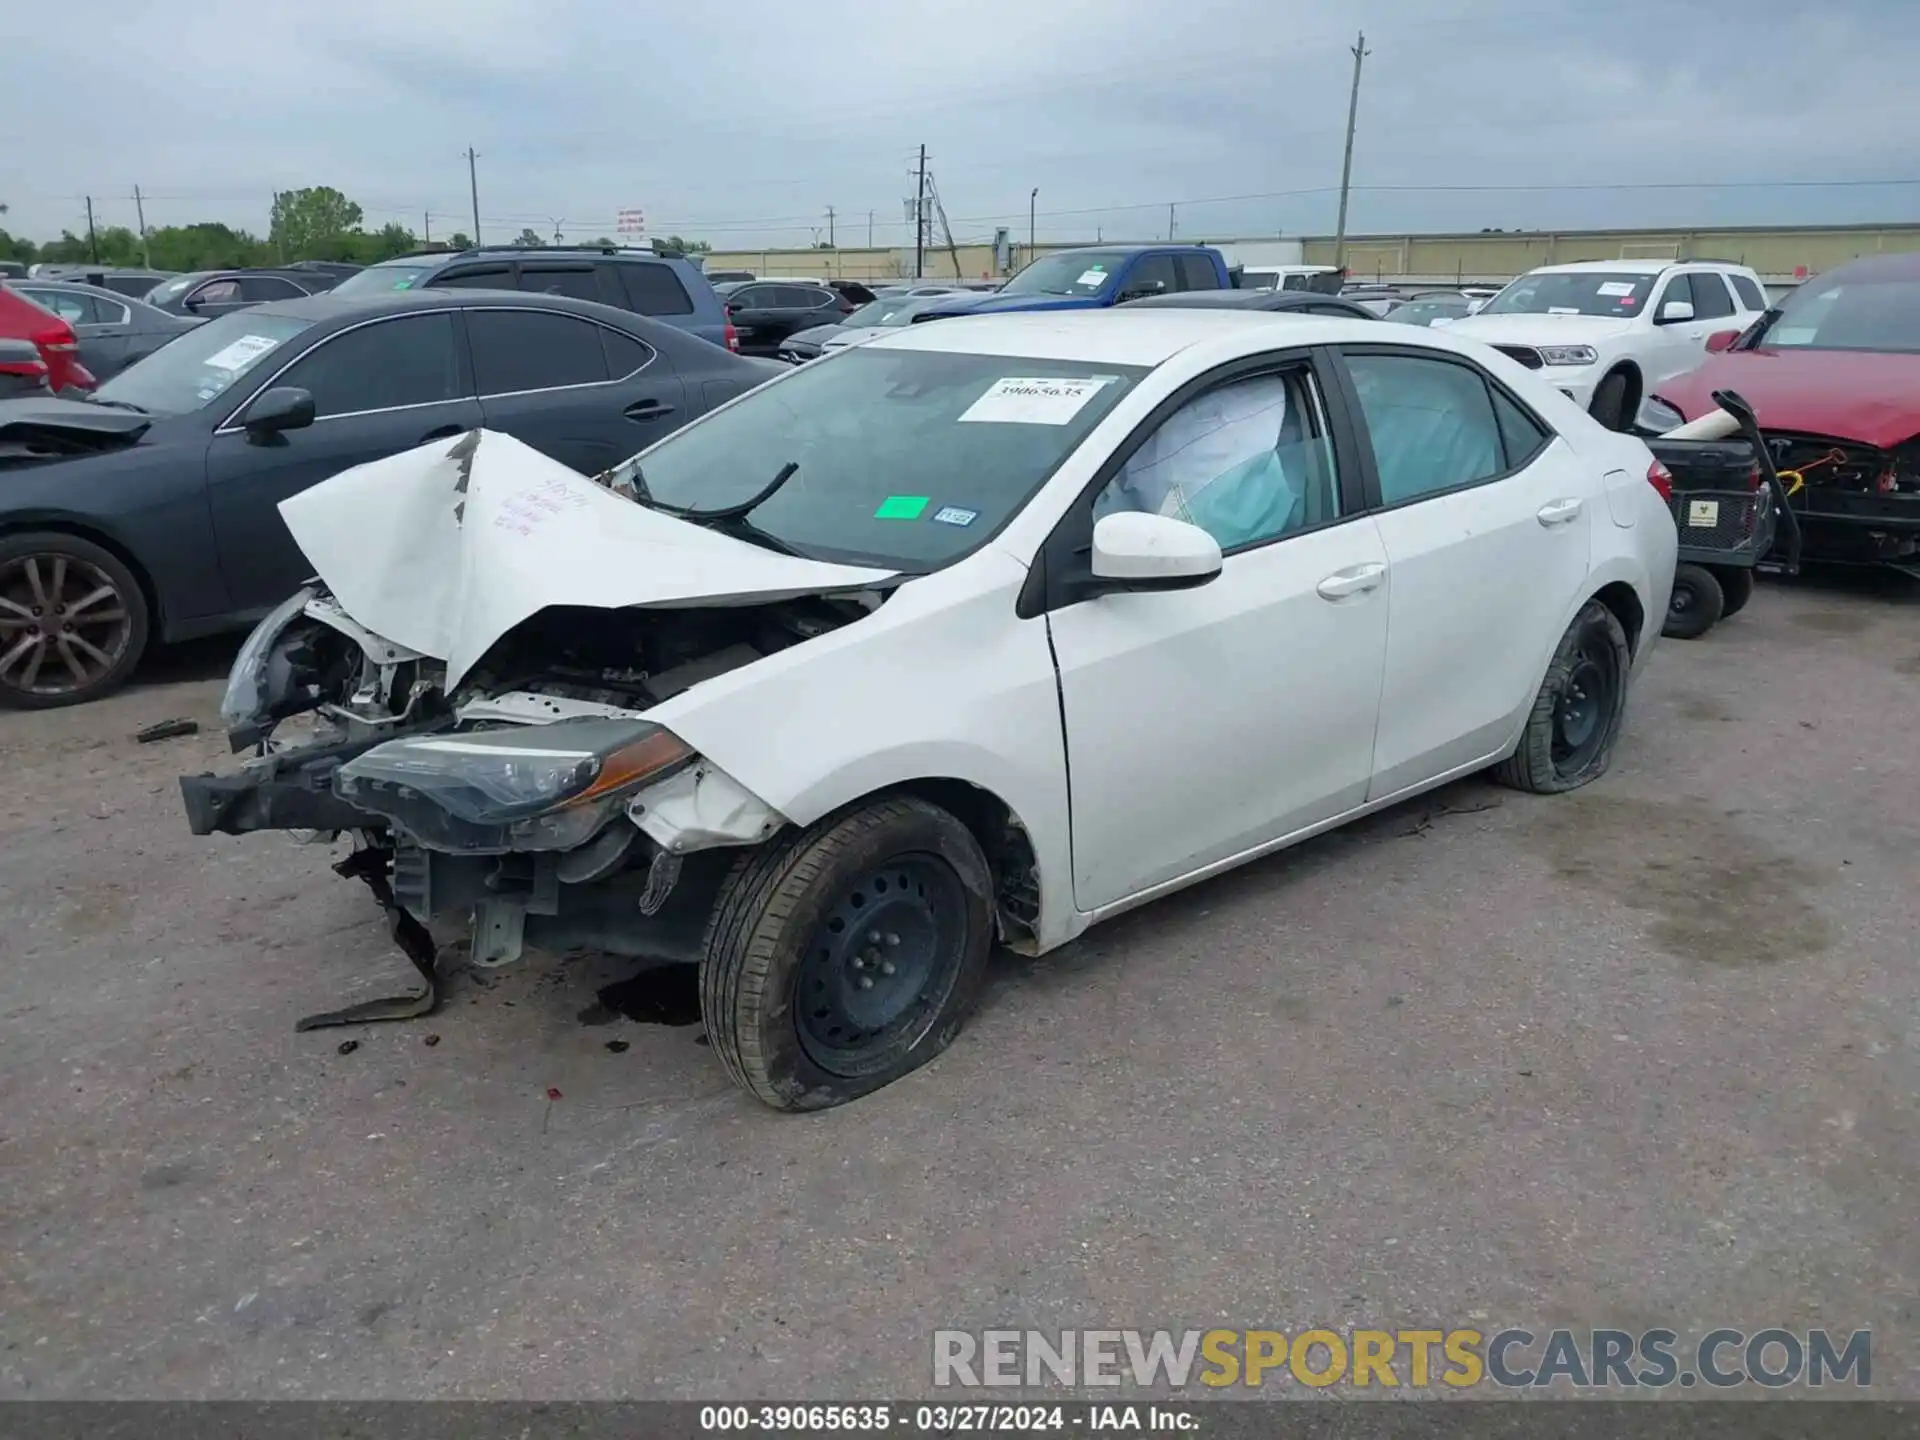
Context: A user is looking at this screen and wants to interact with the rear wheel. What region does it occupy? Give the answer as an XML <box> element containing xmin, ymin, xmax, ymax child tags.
<box><xmin>0</xmin><ymin>532</ymin><xmax>149</xmax><ymax>709</ymax></box>
<box><xmin>1713</xmin><ymin>565</ymin><xmax>1755</xmax><ymax>619</ymax></box>
<box><xmin>700</xmin><ymin>796</ymin><xmax>993</xmax><ymax>1111</ymax></box>
<box><xmin>1493</xmin><ymin>600</ymin><xmax>1632</xmax><ymax>795</ymax></box>
<box><xmin>1662</xmin><ymin>562</ymin><xmax>1725</xmax><ymax>640</ymax></box>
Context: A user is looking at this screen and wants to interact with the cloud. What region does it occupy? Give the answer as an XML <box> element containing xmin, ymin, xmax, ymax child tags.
<box><xmin>2</xmin><ymin>0</ymin><xmax>1914</xmax><ymax>248</ymax></box>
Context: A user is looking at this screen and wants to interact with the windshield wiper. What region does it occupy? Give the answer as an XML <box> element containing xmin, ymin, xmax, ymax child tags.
<box><xmin>632</xmin><ymin>461</ymin><xmax>810</xmax><ymax>557</ymax></box>
<box><xmin>81</xmin><ymin>395</ymin><xmax>148</xmax><ymax>413</ymax></box>
<box><xmin>1736</xmin><ymin>307</ymin><xmax>1782</xmax><ymax>351</ymax></box>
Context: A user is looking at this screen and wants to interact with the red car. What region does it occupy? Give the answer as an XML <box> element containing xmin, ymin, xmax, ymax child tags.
<box><xmin>1644</xmin><ymin>252</ymin><xmax>1920</xmax><ymax>572</ymax></box>
<box><xmin>0</xmin><ymin>284</ymin><xmax>97</xmax><ymax>394</ymax></box>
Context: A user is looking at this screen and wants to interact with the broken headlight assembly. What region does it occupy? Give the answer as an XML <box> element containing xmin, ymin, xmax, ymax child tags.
<box><xmin>219</xmin><ymin>585</ymin><xmax>320</xmax><ymax>728</ymax></box>
<box><xmin>332</xmin><ymin>717</ymin><xmax>693</xmax><ymax>853</ymax></box>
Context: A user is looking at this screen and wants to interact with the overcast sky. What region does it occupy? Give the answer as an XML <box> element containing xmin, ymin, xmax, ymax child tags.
<box><xmin>3</xmin><ymin>0</ymin><xmax>1915</xmax><ymax>252</ymax></box>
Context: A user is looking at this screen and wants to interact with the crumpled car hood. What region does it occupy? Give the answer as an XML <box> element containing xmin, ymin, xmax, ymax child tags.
<box><xmin>278</xmin><ymin>429</ymin><xmax>897</xmax><ymax>688</ymax></box>
<box><xmin>0</xmin><ymin>395</ymin><xmax>151</xmax><ymax>451</ymax></box>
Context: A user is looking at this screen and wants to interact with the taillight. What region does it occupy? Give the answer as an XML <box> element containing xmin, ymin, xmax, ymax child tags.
<box><xmin>1746</xmin><ymin>462</ymin><xmax>1763</xmax><ymax>491</ymax></box>
<box><xmin>31</xmin><ymin>322</ymin><xmax>78</xmax><ymax>354</ymax></box>
<box><xmin>1646</xmin><ymin>460</ymin><xmax>1673</xmax><ymax>501</ymax></box>
<box><xmin>724</xmin><ymin>320</ymin><xmax>739</xmax><ymax>353</ymax></box>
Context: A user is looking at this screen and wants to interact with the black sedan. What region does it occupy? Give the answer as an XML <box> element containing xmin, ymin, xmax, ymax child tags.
<box><xmin>0</xmin><ymin>289</ymin><xmax>784</xmax><ymax>708</ymax></box>
<box><xmin>1121</xmin><ymin>289</ymin><xmax>1383</xmax><ymax>320</ymax></box>
<box><xmin>6</xmin><ymin>278</ymin><xmax>202</xmax><ymax>381</ymax></box>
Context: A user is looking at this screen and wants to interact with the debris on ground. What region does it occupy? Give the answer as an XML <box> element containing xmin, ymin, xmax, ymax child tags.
<box><xmin>423</xmin><ymin>1034</ymin><xmax>441</xmax><ymax>1048</ymax></box>
<box><xmin>605</xmin><ymin>1040</ymin><xmax>630</xmax><ymax>1054</ymax></box>
<box><xmin>336</xmin><ymin>1040</ymin><xmax>359</xmax><ymax>1055</ymax></box>
<box><xmin>135</xmin><ymin>718</ymin><xmax>200</xmax><ymax>744</ymax></box>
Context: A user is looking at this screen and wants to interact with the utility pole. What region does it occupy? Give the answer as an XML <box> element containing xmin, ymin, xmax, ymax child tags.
<box><xmin>867</xmin><ymin>210</ymin><xmax>874</xmax><ymax>247</ymax></box>
<box><xmin>132</xmin><ymin>184</ymin><xmax>150</xmax><ymax>266</ymax></box>
<box><xmin>826</xmin><ymin>206</ymin><xmax>835</xmax><ymax>248</ymax></box>
<box><xmin>1029</xmin><ymin>187</ymin><xmax>1037</xmax><ymax>264</ymax></box>
<box><xmin>84</xmin><ymin>195</ymin><xmax>98</xmax><ymax>262</ymax></box>
<box><xmin>465</xmin><ymin>147</ymin><xmax>482</xmax><ymax>244</ymax></box>
<box><xmin>914</xmin><ymin>144</ymin><xmax>927</xmax><ymax>279</ymax></box>
<box><xmin>1169</xmin><ymin>203</ymin><xmax>1177</xmax><ymax>241</ymax></box>
<box><xmin>424</xmin><ymin>211</ymin><xmax>432</xmax><ymax>245</ymax></box>
<box><xmin>1333</xmin><ymin>30</ymin><xmax>1370</xmax><ymax>268</ymax></box>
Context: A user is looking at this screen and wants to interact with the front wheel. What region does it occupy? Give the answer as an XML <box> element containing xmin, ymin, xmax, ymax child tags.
<box><xmin>700</xmin><ymin>795</ymin><xmax>994</xmax><ymax>1111</ymax></box>
<box><xmin>1587</xmin><ymin>370</ymin><xmax>1633</xmax><ymax>432</ymax></box>
<box><xmin>1493</xmin><ymin>600</ymin><xmax>1632</xmax><ymax>795</ymax></box>
<box><xmin>1662</xmin><ymin>562</ymin><xmax>1725</xmax><ymax>640</ymax></box>
<box><xmin>0</xmin><ymin>532</ymin><xmax>150</xmax><ymax>708</ymax></box>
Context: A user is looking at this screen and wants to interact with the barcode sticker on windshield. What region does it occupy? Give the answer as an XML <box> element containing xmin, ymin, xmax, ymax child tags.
<box><xmin>203</xmin><ymin>335</ymin><xmax>282</xmax><ymax>372</ymax></box>
<box><xmin>1596</xmin><ymin>281</ymin><xmax>1637</xmax><ymax>297</ymax></box>
<box><xmin>1076</xmin><ymin>268</ymin><xmax>1108</xmax><ymax>286</ymax></box>
<box><xmin>959</xmin><ymin>376</ymin><xmax>1115</xmax><ymax>426</ymax></box>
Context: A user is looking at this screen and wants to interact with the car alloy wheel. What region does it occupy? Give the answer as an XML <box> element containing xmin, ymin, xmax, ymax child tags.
<box><xmin>795</xmin><ymin>854</ymin><xmax>969</xmax><ymax>1076</ymax></box>
<box><xmin>0</xmin><ymin>552</ymin><xmax>135</xmax><ymax>701</ymax></box>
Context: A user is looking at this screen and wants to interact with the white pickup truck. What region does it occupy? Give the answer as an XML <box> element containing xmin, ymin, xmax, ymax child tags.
<box><xmin>1447</xmin><ymin>259</ymin><xmax>1770</xmax><ymax>430</ymax></box>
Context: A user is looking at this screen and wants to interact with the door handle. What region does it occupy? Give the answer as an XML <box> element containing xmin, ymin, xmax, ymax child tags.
<box><xmin>1316</xmin><ymin>562</ymin><xmax>1386</xmax><ymax>600</ymax></box>
<box><xmin>624</xmin><ymin>398</ymin><xmax>676</xmax><ymax>421</ymax></box>
<box><xmin>1537</xmin><ymin>497</ymin><xmax>1584</xmax><ymax>526</ymax></box>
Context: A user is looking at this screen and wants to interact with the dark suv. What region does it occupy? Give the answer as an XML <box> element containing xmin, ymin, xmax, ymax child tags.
<box><xmin>333</xmin><ymin>245</ymin><xmax>735</xmax><ymax>352</ymax></box>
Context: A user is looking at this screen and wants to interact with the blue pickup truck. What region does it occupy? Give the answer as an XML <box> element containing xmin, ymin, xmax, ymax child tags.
<box><xmin>918</xmin><ymin>244</ymin><xmax>1233</xmax><ymax>319</ymax></box>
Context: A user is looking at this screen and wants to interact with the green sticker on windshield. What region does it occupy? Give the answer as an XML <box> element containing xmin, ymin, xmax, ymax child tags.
<box><xmin>874</xmin><ymin>495</ymin><xmax>929</xmax><ymax>520</ymax></box>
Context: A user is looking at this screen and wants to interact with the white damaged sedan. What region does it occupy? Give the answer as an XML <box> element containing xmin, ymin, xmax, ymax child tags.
<box><xmin>184</xmin><ymin>311</ymin><xmax>1677</xmax><ymax>1110</ymax></box>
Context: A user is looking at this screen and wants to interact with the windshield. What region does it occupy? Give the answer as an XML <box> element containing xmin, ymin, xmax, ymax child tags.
<box><xmin>634</xmin><ymin>346</ymin><xmax>1147</xmax><ymax>569</ymax></box>
<box><xmin>1749</xmin><ymin>275</ymin><xmax>1920</xmax><ymax>354</ymax></box>
<box><xmin>843</xmin><ymin>297</ymin><xmax>942</xmax><ymax>328</ymax></box>
<box><xmin>1390</xmin><ymin>298</ymin><xmax>1469</xmax><ymax>326</ymax></box>
<box><xmin>329</xmin><ymin>262</ymin><xmax>437</xmax><ymax>297</ymax></box>
<box><xmin>1481</xmin><ymin>271</ymin><xmax>1656</xmax><ymax>319</ymax></box>
<box><xmin>999</xmin><ymin>250</ymin><xmax>1128</xmax><ymax>298</ymax></box>
<box><xmin>94</xmin><ymin>311</ymin><xmax>314</xmax><ymax>416</ymax></box>
<box><xmin>1239</xmin><ymin>272</ymin><xmax>1280</xmax><ymax>291</ymax></box>
<box><xmin>146</xmin><ymin>274</ymin><xmax>203</xmax><ymax>306</ymax></box>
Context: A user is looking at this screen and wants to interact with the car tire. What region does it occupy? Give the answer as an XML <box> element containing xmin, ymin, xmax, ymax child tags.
<box><xmin>0</xmin><ymin>531</ymin><xmax>150</xmax><ymax>709</ymax></box>
<box><xmin>699</xmin><ymin>795</ymin><xmax>994</xmax><ymax>1111</ymax></box>
<box><xmin>1588</xmin><ymin>370</ymin><xmax>1632</xmax><ymax>432</ymax></box>
<box><xmin>1713</xmin><ymin>566</ymin><xmax>1754</xmax><ymax>619</ymax></box>
<box><xmin>1661</xmin><ymin>562</ymin><xmax>1725</xmax><ymax>640</ymax></box>
<box><xmin>1493</xmin><ymin>599</ymin><xmax>1632</xmax><ymax>795</ymax></box>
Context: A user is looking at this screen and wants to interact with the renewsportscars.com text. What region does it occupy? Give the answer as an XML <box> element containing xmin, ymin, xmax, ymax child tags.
<box><xmin>932</xmin><ymin>1327</ymin><xmax>1872</xmax><ymax>1390</ymax></box>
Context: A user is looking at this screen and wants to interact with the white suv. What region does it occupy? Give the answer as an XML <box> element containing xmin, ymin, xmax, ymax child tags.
<box><xmin>1447</xmin><ymin>259</ymin><xmax>1769</xmax><ymax>430</ymax></box>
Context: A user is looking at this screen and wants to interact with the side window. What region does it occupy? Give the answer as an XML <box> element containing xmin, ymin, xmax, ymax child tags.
<box><xmin>1123</xmin><ymin>255</ymin><xmax>1180</xmax><ymax>298</ymax></box>
<box><xmin>240</xmin><ymin>275</ymin><xmax>305</xmax><ymax>301</ymax></box>
<box><xmin>1345</xmin><ymin>353</ymin><xmax>1507</xmax><ymax>506</ymax></box>
<box><xmin>1729</xmin><ymin>273</ymin><xmax>1766</xmax><ymax>311</ymax></box>
<box><xmin>727</xmin><ymin>285</ymin><xmax>770</xmax><ymax>309</ymax></box>
<box><xmin>1688</xmin><ymin>272</ymin><xmax>1735</xmax><ymax>320</ymax></box>
<box><xmin>275</xmin><ymin>314</ymin><xmax>463</xmax><ymax>418</ymax></box>
<box><xmin>467</xmin><ymin>309</ymin><xmax>609</xmax><ymax>395</ymax></box>
<box><xmin>617</xmin><ymin>262</ymin><xmax>695</xmax><ymax>316</ymax></box>
<box><xmin>21</xmin><ymin>288</ymin><xmax>91</xmax><ymax>323</ymax></box>
<box><xmin>519</xmin><ymin>267</ymin><xmax>600</xmax><ymax>303</ymax></box>
<box><xmin>1491</xmin><ymin>387</ymin><xmax>1551</xmax><ymax>469</ymax></box>
<box><xmin>774</xmin><ymin>285</ymin><xmax>826</xmax><ymax>308</ymax></box>
<box><xmin>95</xmin><ymin>298</ymin><xmax>131</xmax><ymax>325</ymax></box>
<box><xmin>431</xmin><ymin>266</ymin><xmax>514</xmax><ymax>290</ymax></box>
<box><xmin>599</xmin><ymin>326</ymin><xmax>654</xmax><ymax>378</ymax></box>
<box><xmin>193</xmin><ymin>279</ymin><xmax>242</xmax><ymax>306</ymax></box>
<box><xmin>1175</xmin><ymin>254</ymin><xmax>1218</xmax><ymax>291</ymax></box>
<box><xmin>1093</xmin><ymin>366</ymin><xmax>1340</xmax><ymax>551</ymax></box>
<box><xmin>1657</xmin><ymin>273</ymin><xmax>1694</xmax><ymax>321</ymax></box>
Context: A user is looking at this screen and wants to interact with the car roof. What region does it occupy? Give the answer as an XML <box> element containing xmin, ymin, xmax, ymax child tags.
<box><xmin>8</xmin><ymin>277</ymin><xmax>164</xmax><ymax>309</ymax></box>
<box><xmin>1530</xmin><ymin>258</ymin><xmax>1749</xmax><ymax>277</ymax></box>
<box><xmin>244</xmin><ymin>286</ymin><xmax>674</xmax><ymax>332</ymax></box>
<box><xmin>872</xmin><ymin>307</ymin><xmax>1380</xmax><ymax>366</ymax></box>
<box><xmin>1123</xmin><ymin>290</ymin><xmax>1365</xmax><ymax>314</ymax></box>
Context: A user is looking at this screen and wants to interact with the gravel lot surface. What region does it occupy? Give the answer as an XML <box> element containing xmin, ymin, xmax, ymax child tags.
<box><xmin>2</xmin><ymin>574</ymin><xmax>1916</xmax><ymax>1400</ymax></box>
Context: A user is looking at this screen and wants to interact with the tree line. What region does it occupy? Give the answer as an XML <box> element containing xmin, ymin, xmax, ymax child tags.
<box><xmin>0</xmin><ymin>188</ymin><xmax>709</xmax><ymax>271</ymax></box>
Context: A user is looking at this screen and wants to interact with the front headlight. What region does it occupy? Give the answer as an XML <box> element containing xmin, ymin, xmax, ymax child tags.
<box><xmin>1635</xmin><ymin>396</ymin><xmax>1687</xmax><ymax>435</ymax></box>
<box><xmin>1538</xmin><ymin>345</ymin><xmax>1598</xmax><ymax>367</ymax></box>
<box><xmin>334</xmin><ymin>717</ymin><xmax>693</xmax><ymax>852</ymax></box>
<box><xmin>219</xmin><ymin>585</ymin><xmax>318</xmax><ymax>728</ymax></box>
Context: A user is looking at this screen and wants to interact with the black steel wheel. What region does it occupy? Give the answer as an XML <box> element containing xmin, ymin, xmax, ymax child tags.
<box><xmin>700</xmin><ymin>795</ymin><xmax>993</xmax><ymax>1111</ymax></box>
<box><xmin>1493</xmin><ymin>599</ymin><xmax>1632</xmax><ymax>795</ymax></box>
<box><xmin>1662</xmin><ymin>562</ymin><xmax>1725</xmax><ymax>640</ymax></box>
<box><xmin>0</xmin><ymin>532</ymin><xmax>149</xmax><ymax>708</ymax></box>
<box><xmin>1714</xmin><ymin>565</ymin><xmax>1755</xmax><ymax>619</ymax></box>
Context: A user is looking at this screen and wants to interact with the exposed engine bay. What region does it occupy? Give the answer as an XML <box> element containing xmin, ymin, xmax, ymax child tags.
<box><xmin>180</xmin><ymin>583</ymin><xmax>892</xmax><ymax>1027</ymax></box>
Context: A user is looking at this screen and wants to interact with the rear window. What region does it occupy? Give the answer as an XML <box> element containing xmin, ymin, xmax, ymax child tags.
<box><xmin>618</xmin><ymin>262</ymin><xmax>695</xmax><ymax>316</ymax></box>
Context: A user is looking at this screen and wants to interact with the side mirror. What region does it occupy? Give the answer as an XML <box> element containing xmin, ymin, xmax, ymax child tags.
<box><xmin>243</xmin><ymin>386</ymin><xmax>315</xmax><ymax>441</ymax></box>
<box><xmin>1704</xmin><ymin>329</ymin><xmax>1740</xmax><ymax>353</ymax></box>
<box><xmin>1087</xmin><ymin>512</ymin><xmax>1222</xmax><ymax>593</ymax></box>
<box><xmin>1657</xmin><ymin>300</ymin><xmax>1695</xmax><ymax>324</ymax></box>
